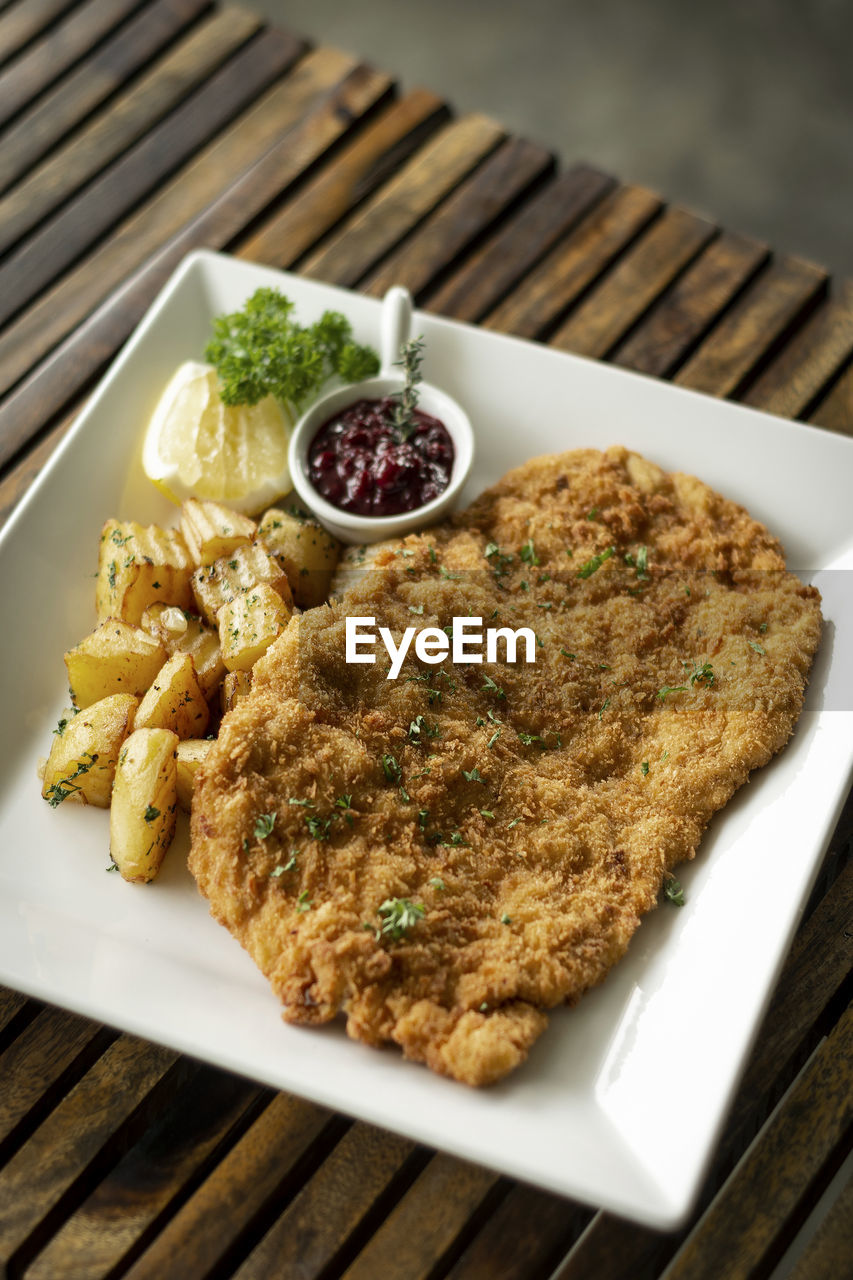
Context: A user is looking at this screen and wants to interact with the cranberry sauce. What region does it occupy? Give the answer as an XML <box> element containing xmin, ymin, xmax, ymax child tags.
<box><xmin>308</xmin><ymin>396</ymin><xmax>454</xmax><ymax>517</ymax></box>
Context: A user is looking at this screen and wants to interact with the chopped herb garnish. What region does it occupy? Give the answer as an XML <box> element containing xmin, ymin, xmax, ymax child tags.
<box><xmin>657</xmin><ymin>684</ymin><xmax>687</xmax><ymax>701</ymax></box>
<box><xmin>296</xmin><ymin>890</ymin><xmax>312</xmax><ymax>912</ymax></box>
<box><xmin>144</xmin><ymin>805</ymin><xmax>160</xmax><ymax>823</ymax></box>
<box><xmin>254</xmin><ymin>812</ymin><xmax>276</xmax><ymax>839</ymax></box>
<box><xmin>487</xmin><ymin>728</ymin><xmax>501</xmax><ymax>749</ymax></box>
<box><xmin>501</xmin><ymin>913</ymin><xmax>512</xmax><ymax>924</ymax></box>
<box><xmin>598</xmin><ymin>698</ymin><xmax>610</xmax><ymax>720</ymax></box>
<box><xmin>641</xmin><ymin>761</ymin><xmax>650</xmax><ymax>776</ymax></box>
<box><xmin>481</xmin><ymin>673</ymin><xmax>505</xmax><ymax>699</ymax></box>
<box><xmin>288</xmin><ymin>797</ymin><xmax>315</xmax><ymax>808</ymax></box>
<box><xmin>586</xmin><ymin>507</ymin><xmax>599</xmax><ymax>520</ymax></box>
<box><xmin>429</xmin><ymin>877</ymin><xmax>445</xmax><ymax>890</ymax></box>
<box><xmin>686</xmin><ymin>660</ymin><xmax>715</xmax><ymax>687</ymax></box>
<box><xmin>305</xmin><ymin>815</ymin><xmax>331</xmax><ymax>841</ymax></box>
<box><xmin>381</xmin><ymin>753</ymin><xmax>402</xmax><ymax>783</ymax></box>
<box><xmin>463</xmin><ymin>767</ymin><xmax>485</xmax><ymax>782</ymax></box>
<box><xmin>479</xmin><ymin>809</ymin><xmax>495</xmax><ymax>819</ymax></box>
<box><xmin>663</xmin><ymin>875</ymin><xmax>685</xmax><ymax>907</ymax></box>
<box><xmin>748</xmin><ymin>641</ymin><xmax>766</xmax><ymax>655</ymax></box>
<box><xmin>577</xmin><ymin>546</ymin><xmax>615</xmax><ymax>579</ymax></box>
<box><xmin>561</xmin><ymin>650</ymin><xmax>576</xmax><ymax>660</ymax></box>
<box><xmin>44</xmin><ymin>752</ymin><xmax>99</xmax><ymax>807</ymax></box>
<box><xmin>519</xmin><ymin>539</ymin><xmax>539</xmax><ymax>565</ymax></box>
<box><xmin>378</xmin><ymin>897</ymin><xmax>425</xmax><ymax>941</ymax></box>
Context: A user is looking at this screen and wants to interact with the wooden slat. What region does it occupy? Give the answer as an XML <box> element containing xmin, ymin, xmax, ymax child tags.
<box><xmin>0</xmin><ymin>1007</ymin><xmax>107</xmax><ymax>1153</ymax></box>
<box><xmin>0</xmin><ymin>1036</ymin><xmax>178</xmax><ymax>1268</ymax></box>
<box><xmin>0</xmin><ymin>24</ymin><xmax>300</xmax><ymax>331</ymax></box>
<box><xmin>661</xmin><ymin>1008</ymin><xmax>852</xmax><ymax>1280</ymax></box>
<box><xmin>673</xmin><ymin>255</ymin><xmax>827</xmax><ymax>398</ymax></box>
<box><xmin>301</xmin><ymin>113</ymin><xmax>506</xmax><ymax>286</ymax></box>
<box><xmin>339</xmin><ymin>1154</ymin><xmax>501</xmax><ymax>1280</ymax></box>
<box><xmin>445</xmin><ymin>1182</ymin><xmax>591</xmax><ymax>1280</ymax></box>
<box><xmin>549</xmin><ymin>861</ymin><xmax>853</xmax><ymax>1280</ymax></box>
<box><xmin>0</xmin><ymin>0</ymin><xmax>210</xmax><ymax>194</ymax></box>
<box><xmin>0</xmin><ymin>4</ymin><xmax>263</xmax><ymax>255</ymax></box>
<box><xmin>550</xmin><ymin>205</ymin><xmax>716</xmax><ymax>357</ymax></box>
<box><xmin>121</xmin><ymin>1093</ymin><xmax>334</xmax><ymax>1280</ymax></box>
<box><xmin>0</xmin><ymin>399</ymin><xmax>79</xmax><ymax>531</ymax></box>
<box><xmin>483</xmin><ymin>183</ymin><xmax>661</xmax><ymax>338</ymax></box>
<box><xmin>233</xmin><ymin>1122</ymin><xmax>417</xmax><ymax>1280</ymax></box>
<box><xmin>362</xmin><ymin>135</ymin><xmax>554</xmax><ymax>299</ymax></box>
<box><xmin>810</xmin><ymin>361</ymin><xmax>853</xmax><ymax>436</ymax></box>
<box><xmin>237</xmin><ymin>87</ymin><xmax>450</xmax><ymax>266</ymax></box>
<box><xmin>0</xmin><ymin>0</ymin><xmax>142</xmax><ymax>129</ymax></box>
<box><xmin>0</xmin><ymin>0</ymin><xmax>79</xmax><ymax>69</ymax></box>
<box><xmin>742</xmin><ymin>280</ymin><xmax>853</xmax><ymax>417</ymax></box>
<box><xmin>610</xmin><ymin>230</ymin><xmax>768</xmax><ymax>377</ymax></box>
<box><xmin>25</xmin><ymin>1067</ymin><xmax>265</xmax><ymax>1280</ymax></box>
<box><xmin>788</xmin><ymin>1174</ymin><xmax>853</xmax><ymax>1280</ymax></box>
<box><xmin>0</xmin><ymin>51</ymin><xmax>393</xmax><ymax>470</ymax></box>
<box><xmin>426</xmin><ymin>164</ymin><xmax>616</xmax><ymax>323</ymax></box>
<box><xmin>0</xmin><ymin>987</ymin><xmax>31</xmax><ymax>1036</ymax></box>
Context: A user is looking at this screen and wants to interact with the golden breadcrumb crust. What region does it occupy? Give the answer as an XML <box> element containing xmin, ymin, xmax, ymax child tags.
<box><xmin>190</xmin><ymin>447</ymin><xmax>821</xmax><ymax>1085</ymax></box>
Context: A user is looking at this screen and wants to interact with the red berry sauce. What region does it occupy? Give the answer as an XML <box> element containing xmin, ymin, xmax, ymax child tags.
<box><xmin>308</xmin><ymin>397</ymin><xmax>454</xmax><ymax>517</ymax></box>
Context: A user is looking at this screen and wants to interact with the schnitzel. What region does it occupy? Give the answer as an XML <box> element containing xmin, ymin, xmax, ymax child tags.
<box><xmin>189</xmin><ymin>447</ymin><xmax>821</xmax><ymax>1085</ymax></box>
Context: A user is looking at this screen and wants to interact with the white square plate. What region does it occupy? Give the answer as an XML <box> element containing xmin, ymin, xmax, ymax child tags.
<box><xmin>1</xmin><ymin>251</ymin><xmax>851</xmax><ymax>1229</ymax></box>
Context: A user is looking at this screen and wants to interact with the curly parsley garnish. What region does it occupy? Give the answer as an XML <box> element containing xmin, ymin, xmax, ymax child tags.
<box><xmin>205</xmin><ymin>287</ymin><xmax>379</xmax><ymax>409</ymax></box>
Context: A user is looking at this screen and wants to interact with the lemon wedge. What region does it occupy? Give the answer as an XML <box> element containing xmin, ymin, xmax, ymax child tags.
<box><xmin>142</xmin><ymin>361</ymin><xmax>294</xmax><ymax>514</ymax></box>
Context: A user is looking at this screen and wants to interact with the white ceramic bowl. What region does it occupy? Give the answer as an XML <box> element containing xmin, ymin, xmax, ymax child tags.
<box><xmin>288</xmin><ymin>288</ymin><xmax>474</xmax><ymax>544</ymax></box>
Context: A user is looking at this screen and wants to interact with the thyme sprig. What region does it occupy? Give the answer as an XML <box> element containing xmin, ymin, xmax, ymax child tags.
<box><xmin>391</xmin><ymin>336</ymin><xmax>425</xmax><ymax>441</ymax></box>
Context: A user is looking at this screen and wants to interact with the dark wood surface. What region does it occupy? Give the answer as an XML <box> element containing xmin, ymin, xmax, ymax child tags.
<box><xmin>0</xmin><ymin>4</ymin><xmax>850</xmax><ymax>1277</ymax></box>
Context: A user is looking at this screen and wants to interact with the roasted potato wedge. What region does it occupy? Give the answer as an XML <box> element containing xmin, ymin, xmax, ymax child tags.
<box><xmin>218</xmin><ymin>584</ymin><xmax>291</xmax><ymax>672</ymax></box>
<box><xmin>42</xmin><ymin>694</ymin><xmax>137</xmax><ymax>808</ymax></box>
<box><xmin>140</xmin><ymin>604</ymin><xmax>225</xmax><ymax>700</ymax></box>
<box><xmin>134</xmin><ymin>652</ymin><xmax>209</xmax><ymax>739</ymax></box>
<box><xmin>109</xmin><ymin>728</ymin><xmax>178</xmax><ymax>882</ymax></box>
<box><xmin>96</xmin><ymin>520</ymin><xmax>193</xmax><ymax>624</ymax></box>
<box><xmin>65</xmin><ymin>621</ymin><xmax>167</xmax><ymax>709</ymax></box>
<box><xmin>175</xmin><ymin>738</ymin><xmax>213</xmax><ymax>811</ymax></box>
<box><xmin>180</xmin><ymin>499</ymin><xmax>256</xmax><ymax>566</ymax></box>
<box><xmin>191</xmin><ymin>540</ymin><xmax>292</xmax><ymax>626</ymax></box>
<box><xmin>220</xmin><ymin>669</ymin><xmax>252</xmax><ymax>715</ymax></box>
<box><xmin>257</xmin><ymin>507</ymin><xmax>341</xmax><ymax>609</ymax></box>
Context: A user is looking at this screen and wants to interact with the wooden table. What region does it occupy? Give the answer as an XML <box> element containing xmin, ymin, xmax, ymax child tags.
<box><xmin>1</xmin><ymin>4</ymin><xmax>851</xmax><ymax>1277</ymax></box>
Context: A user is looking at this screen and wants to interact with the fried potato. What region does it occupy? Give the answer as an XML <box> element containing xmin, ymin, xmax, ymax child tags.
<box><xmin>191</xmin><ymin>541</ymin><xmax>292</xmax><ymax>626</ymax></box>
<box><xmin>140</xmin><ymin>604</ymin><xmax>225</xmax><ymax>700</ymax></box>
<box><xmin>180</xmin><ymin>500</ymin><xmax>257</xmax><ymax>567</ymax></box>
<box><xmin>134</xmin><ymin>652</ymin><xmax>209</xmax><ymax>739</ymax></box>
<box><xmin>42</xmin><ymin>694</ymin><xmax>137</xmax><ymax>809</ymax></box>
<box><xmin>175</xmin><ymin>738</ymin><xmax>213</xmax><ymax>811</ymax></box>
<box><xmin>217</xmin><ymin>585</ymin><xmax>291</xmax><ymax>672</ymax></box>
<box><xmin>220</xmin><ymin>669</ymin><xmax>252</xmax><ymax>715</ymax></box>
<box><xmin>96</xmin><ymin>520</ymin><xmax>193</xmax><ymax>624</ymax></box>
<box><xmin>258</xmin><ymin>508</ymin><xmax>341</xmax><ymax>609</ymax></box>
<box><xmin>110</xmin><ymin>728</ymin><xmax>178</xmax><ymax>882</ymax></box>
<box><xmin>65</xmin><ymin>621</ymin><xmax>167</xmax><ymax>709</ymax></box>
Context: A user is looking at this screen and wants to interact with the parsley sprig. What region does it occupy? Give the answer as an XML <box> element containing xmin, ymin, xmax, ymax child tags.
<box><xmin>205</xmin><ymin>288</ymin><xmax>379</xmax><ymax>409</ymax></box>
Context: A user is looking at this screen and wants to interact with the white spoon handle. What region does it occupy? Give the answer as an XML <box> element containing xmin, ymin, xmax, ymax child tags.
<box><xmin>379</xmin><ymin>285</ymin><xmax>413</xmax><ymax>376</ymax></box>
